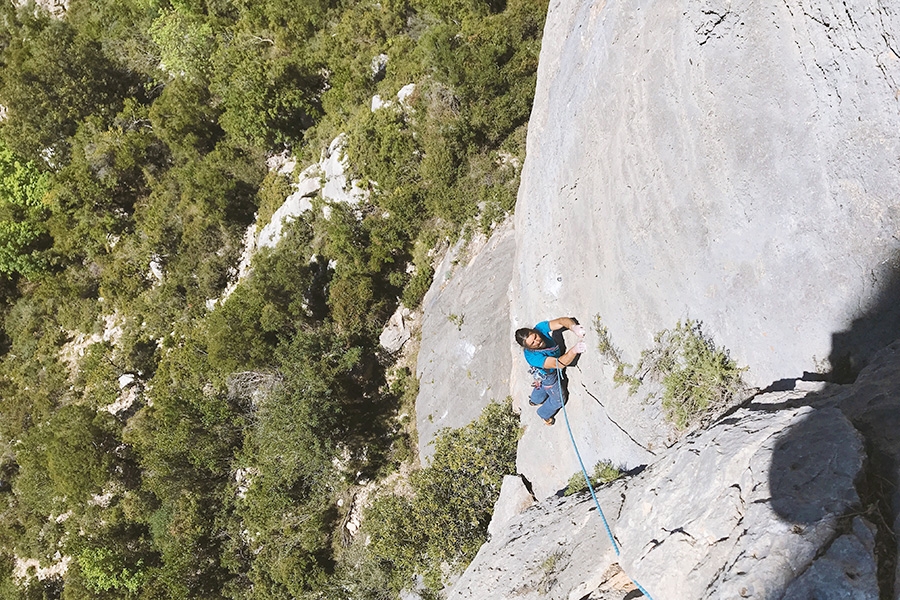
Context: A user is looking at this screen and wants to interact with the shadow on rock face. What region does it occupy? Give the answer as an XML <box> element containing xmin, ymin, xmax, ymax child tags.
<box><xmin>828</xmin><ymin>251</ymin><xmax>900</xmax><ymax>384</ymax></box>
<box><xmin>766</xmin><ymin>251</ymin><xmax>900</xmax><ymax>596</ymax></box>
<box><xmin>769</xmin><ymin>407</ymin><xmax>863</xmax><ymax>525</ymax></box>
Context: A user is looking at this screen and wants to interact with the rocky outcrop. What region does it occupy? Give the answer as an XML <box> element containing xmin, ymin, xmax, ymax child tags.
<box><xmin>487</xmin><ymin>475</ymin><xmax>536</xmax><ymax>538</ymax></box>
<box><xmin>216</xmin><ymin>135</ymin><xmax>367</xmax><ymax>309</ymax></box>
<box><xmin>449</xmin><ymin>366</ymin><xmax>892</xmax><ymax>599</ymax></box>
<box><xmin>379</xmin><ymin>305</ymin><xmax>414</xmax><ymax>354</ymax></box>
<box><xmin>835</xmin><ymin>339</ymin><xmax>900</xmax><ymax>595</ymax></box>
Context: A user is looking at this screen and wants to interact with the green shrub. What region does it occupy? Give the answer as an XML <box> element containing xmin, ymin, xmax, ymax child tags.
<box><xmin>148</xmin><ymin>77</ymin><xmax>224</xmax><ymax>158</ymax></box>
<box><xmin>401</xmin><ymin>263</ymin><xmax>433</xmax><ymax>308</ymax></box>
<box><xmin>347</xmin><ymin>107</ymin><xmax>420</xmax><ymax>195</ymax></box>
<box><xmin>0</xmin><ymin>0</ymin><xmax>550</xmax><ymax>596</ymax></box>
<box><xmin>16</xmin><ymin>405</ymin><xmax>119</xmax><ymax>507</ymax></box>
<box><xmin>563</xmin><ymin>460</ymin><xmax>622</xmax><ymax>496</ymax></box>
<box><xmin>77</xmin><ymin>546</ymin><xmax>147</xmax><ymax>594</ymax></box>
<box><xmin>210</xmin><ymin>44</ymin><xmax>322</xmax><ymax>149</ymax></box>
<box><xmin>0</xmin><ymin>140</ymin><xmax>51</xmax><ymax>276</ymax></box>
<box><xmin>255</xmin><ymin>170</ymin><xmax>295</xmax><ymax>235</ymax></box>
<box><xmin>328</xmin><ymin>273</ymin><xmax>376</xmax><ymax>332</ymax></box>
<box><xmin>0</xmin><ymin>11</ymin><xmax>139</xmax><ymax>163</ymax></box>
<box><xmin>363</xmin><ymin>399</ymin><xmax>519</xmax><ymax>592</ymax></box>
<box><xmin>594</xmin><ymin>317</ymin><xmax>745</xmax><ymax>430</ymax></box>
<box><xmin>401</xmin><ymin>231</ymin><xmax>439</xmax><ymax>308</ymax></box>
<box><xmin>148</xmin><ymin>8</ymin><xmax>216</xmax><ymax>81</ymax></box>
<box><xmin>648</xmin><ymin>321</ymin><xmax>746</xmax><ymax>429</ymax></box>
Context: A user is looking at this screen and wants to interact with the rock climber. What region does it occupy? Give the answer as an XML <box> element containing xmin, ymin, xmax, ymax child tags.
<box><xmin>514</xmin><ymin>317</ymin><xmax>586</xmax><ymax>425</ymax></box>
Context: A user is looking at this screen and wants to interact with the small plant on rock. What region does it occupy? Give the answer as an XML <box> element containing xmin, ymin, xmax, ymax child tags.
<box><xmin>593</xmin><ymin>316</ymin><xmax>641</xmax><ymax>393</ymax></box>
<box><xmin>447</xmin><ymin>313</ymin><xmax>465</xmax><ymax>331</ymax></box>
<box><xmin>563</xmin><ymin>460</ymin><xmax>623</xmax><ymax>496</ymax></box>
<box><xmin>537</xmin><ymin>550</ymin><xmax>566</xmax><ymax>594</ymax></box>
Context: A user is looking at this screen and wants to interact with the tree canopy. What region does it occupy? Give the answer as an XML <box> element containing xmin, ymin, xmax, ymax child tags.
<box><xmin>0</xmin><ymin>0</ymin><xmax>545</xmax><ymax>596</ymax></box>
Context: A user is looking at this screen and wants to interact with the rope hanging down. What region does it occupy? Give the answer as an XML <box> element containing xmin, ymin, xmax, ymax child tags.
<box><xmin>555</xmin><ymin>365</ymin><xmax>655</xmax><ymax>600</ymax></box>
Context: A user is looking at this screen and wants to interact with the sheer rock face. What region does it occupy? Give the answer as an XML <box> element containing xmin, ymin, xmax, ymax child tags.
<box><xmin>415</xmin><ymin>221</ymin><xmax>516</xmax><ymax>461</ymax></box>
<box><xmin>510</xmin><ymin>0</ymin><xmax>900</xmax><ymax>497</ymax></box>
<box><xmin>449</xmin><ymin>375</ymin><xmax>884</xmax><ymax>600</ymax></box>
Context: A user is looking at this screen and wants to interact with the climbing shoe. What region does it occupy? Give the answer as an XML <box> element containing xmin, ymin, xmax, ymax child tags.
<box><xmin>544</xmin><ymin>417</ymin><xmax>555</xmax><ymax>426</ymax></box>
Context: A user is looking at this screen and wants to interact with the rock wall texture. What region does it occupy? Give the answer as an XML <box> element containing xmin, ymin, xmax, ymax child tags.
<box><xmin>510</xmin><ymin>0</ymin><xmax>900</xmax><ymax>496</ymax></box>
<box><xmin>415</xmin><ymin>221</ymin><xmax>516</xmax><ymax>460</ymax></box>
<box><xmin>449</xmin><ymin>353</ymin><xmax>900</xmax><ymax>599</ymax></box>
<box><xmin>414</xmin><ymin>0</ymin><xmax>900</xmax><ymax>595</ymax></box>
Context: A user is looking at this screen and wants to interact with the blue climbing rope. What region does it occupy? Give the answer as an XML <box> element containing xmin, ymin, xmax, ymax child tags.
<box><xmin>555</xmin><ymin>365</ymin><xmax>655</xmax><ymax>600</ymax></box>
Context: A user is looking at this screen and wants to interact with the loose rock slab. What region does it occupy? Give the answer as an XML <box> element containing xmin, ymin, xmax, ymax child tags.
<box><xmin>449</xmin><ymin>387</ymin><xmax>874</xmax><ymax>599</ymax></box>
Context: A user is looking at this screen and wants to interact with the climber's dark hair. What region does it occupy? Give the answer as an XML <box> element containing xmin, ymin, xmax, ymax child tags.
<box><xmin>515</xmin><ymin>328</ymin><xmax>534</xmax><ymax>347</ymax></box>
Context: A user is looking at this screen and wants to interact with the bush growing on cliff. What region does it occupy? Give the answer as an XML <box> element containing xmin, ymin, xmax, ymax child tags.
<box><xmin>563</xmin><ymin>460</ymin><xmax>623</xmax><ymax>496</ymax></box>
<box><xmin>593</xmin><ymin>317</ymin><xmax>746</xmax><ymax>430</ymax></box>
<box><xmin>362</xmin><ymin>400</ymin><xmax>520</xmax><ymax>593</ymax></box>
<box><xmin>648</xmin><ymin>321</ymin><xmax>746</xmax><ymax>429</ymax></box>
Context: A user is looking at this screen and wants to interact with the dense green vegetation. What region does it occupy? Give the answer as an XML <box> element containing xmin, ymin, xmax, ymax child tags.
<box><xmin>363</xmin><ymin>400</ymin><xmax>519</xmax><ymax>594</ymax></box>
<box><xmin>0</xmin><ymin>0</ymin><xmax>545</xmax><ymax>597</ymax></box>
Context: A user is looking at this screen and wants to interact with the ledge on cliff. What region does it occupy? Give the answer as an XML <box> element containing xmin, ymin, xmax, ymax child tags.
<box><xmin>449</xmin><ymin>340</ymin><xmax>900</xmax><ymax>599</ymax></box>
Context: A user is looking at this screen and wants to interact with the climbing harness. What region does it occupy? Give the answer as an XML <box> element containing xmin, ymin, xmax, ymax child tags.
<box><xmin>555</xmin><ymin>365</ymin><xmax>656</xmax><ymax>600</ymax></box>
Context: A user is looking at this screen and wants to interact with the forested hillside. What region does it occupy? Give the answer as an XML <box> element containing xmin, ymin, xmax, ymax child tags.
<box><xmin>0</xmin><ymin>0</ymin><xmax>545</xmax><ymax>597</ymax></box>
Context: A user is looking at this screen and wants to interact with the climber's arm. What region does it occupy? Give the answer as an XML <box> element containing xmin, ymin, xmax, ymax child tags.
<box><xmin>547</xmin><ymin>316</ymin><xmax>586</xmax><ymax>338</ymax></box>
<box><xmin>547</xmin><ymin>316</ymin><xmax>578</xmax><ymax>332</ymax></box>
<box><xmin>542</xmin><ymin>343</ymin><xmax>585</xmax><ymax>370</ymax></box>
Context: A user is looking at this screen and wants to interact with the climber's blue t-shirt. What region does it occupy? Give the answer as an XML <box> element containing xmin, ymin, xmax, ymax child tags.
<box><xmin>523</xmin><ymin>321</ymin><xmax>560</xmax><ymax>378</ymax></box>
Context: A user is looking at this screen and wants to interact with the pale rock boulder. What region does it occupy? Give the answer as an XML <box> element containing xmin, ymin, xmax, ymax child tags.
<box><xmin>371</xmin><ymin>53</ymin><xmax>389</xmax><ymax>80</ymax></box>
<box><xmin>260</xmin><ymin>134</ymin><xmax>366</xmax><ymax>244</ymax></box>
<box><xmin>379</xmin><ymin>305</ymin><xmax>414</xmax><ymax>354</ymax></box>
<box><xmin>511</xmin><ymin>0</ymin><xmax>900</xmax><ymax>502</ymax></box>
<box><xmin>487</xmin><ymin>475</ymin><xmax>536</xmax><ymax>538</ymax></box>
<box><xmin>257</xmin><ymin>190</ymin><xmax>314</xmax><ymax>250</ymax></box>
<box><xmin>416</xmin><ymin>220</ymin><xmax>516</xmax><ymax>461</ymax></box>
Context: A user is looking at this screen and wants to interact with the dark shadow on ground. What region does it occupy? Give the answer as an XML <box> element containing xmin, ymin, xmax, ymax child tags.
<box><xmin>764</xmin><ymin>249</ymin><xmax>900</xmax><ymax>596</ymax></box>
<box><xmin>768</xmin><ymin>406</ymin><xmax>863</xmax><ymax>524</ymax></box>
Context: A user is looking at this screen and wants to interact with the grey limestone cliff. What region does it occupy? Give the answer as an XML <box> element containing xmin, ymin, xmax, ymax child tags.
<box><xmin>511</xmin><ymin>0</ymin><xmax>900</xmax><ymax>499</ymax></box>
<box><xmin>416</xmin><ymin>221</ymin><xmax>516</xmax><ymax>461</ymax></box>
<box><xmin>412</xmin><ymin>0</ymin><xmax>900</xmax><ymax>596</ymax></box>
